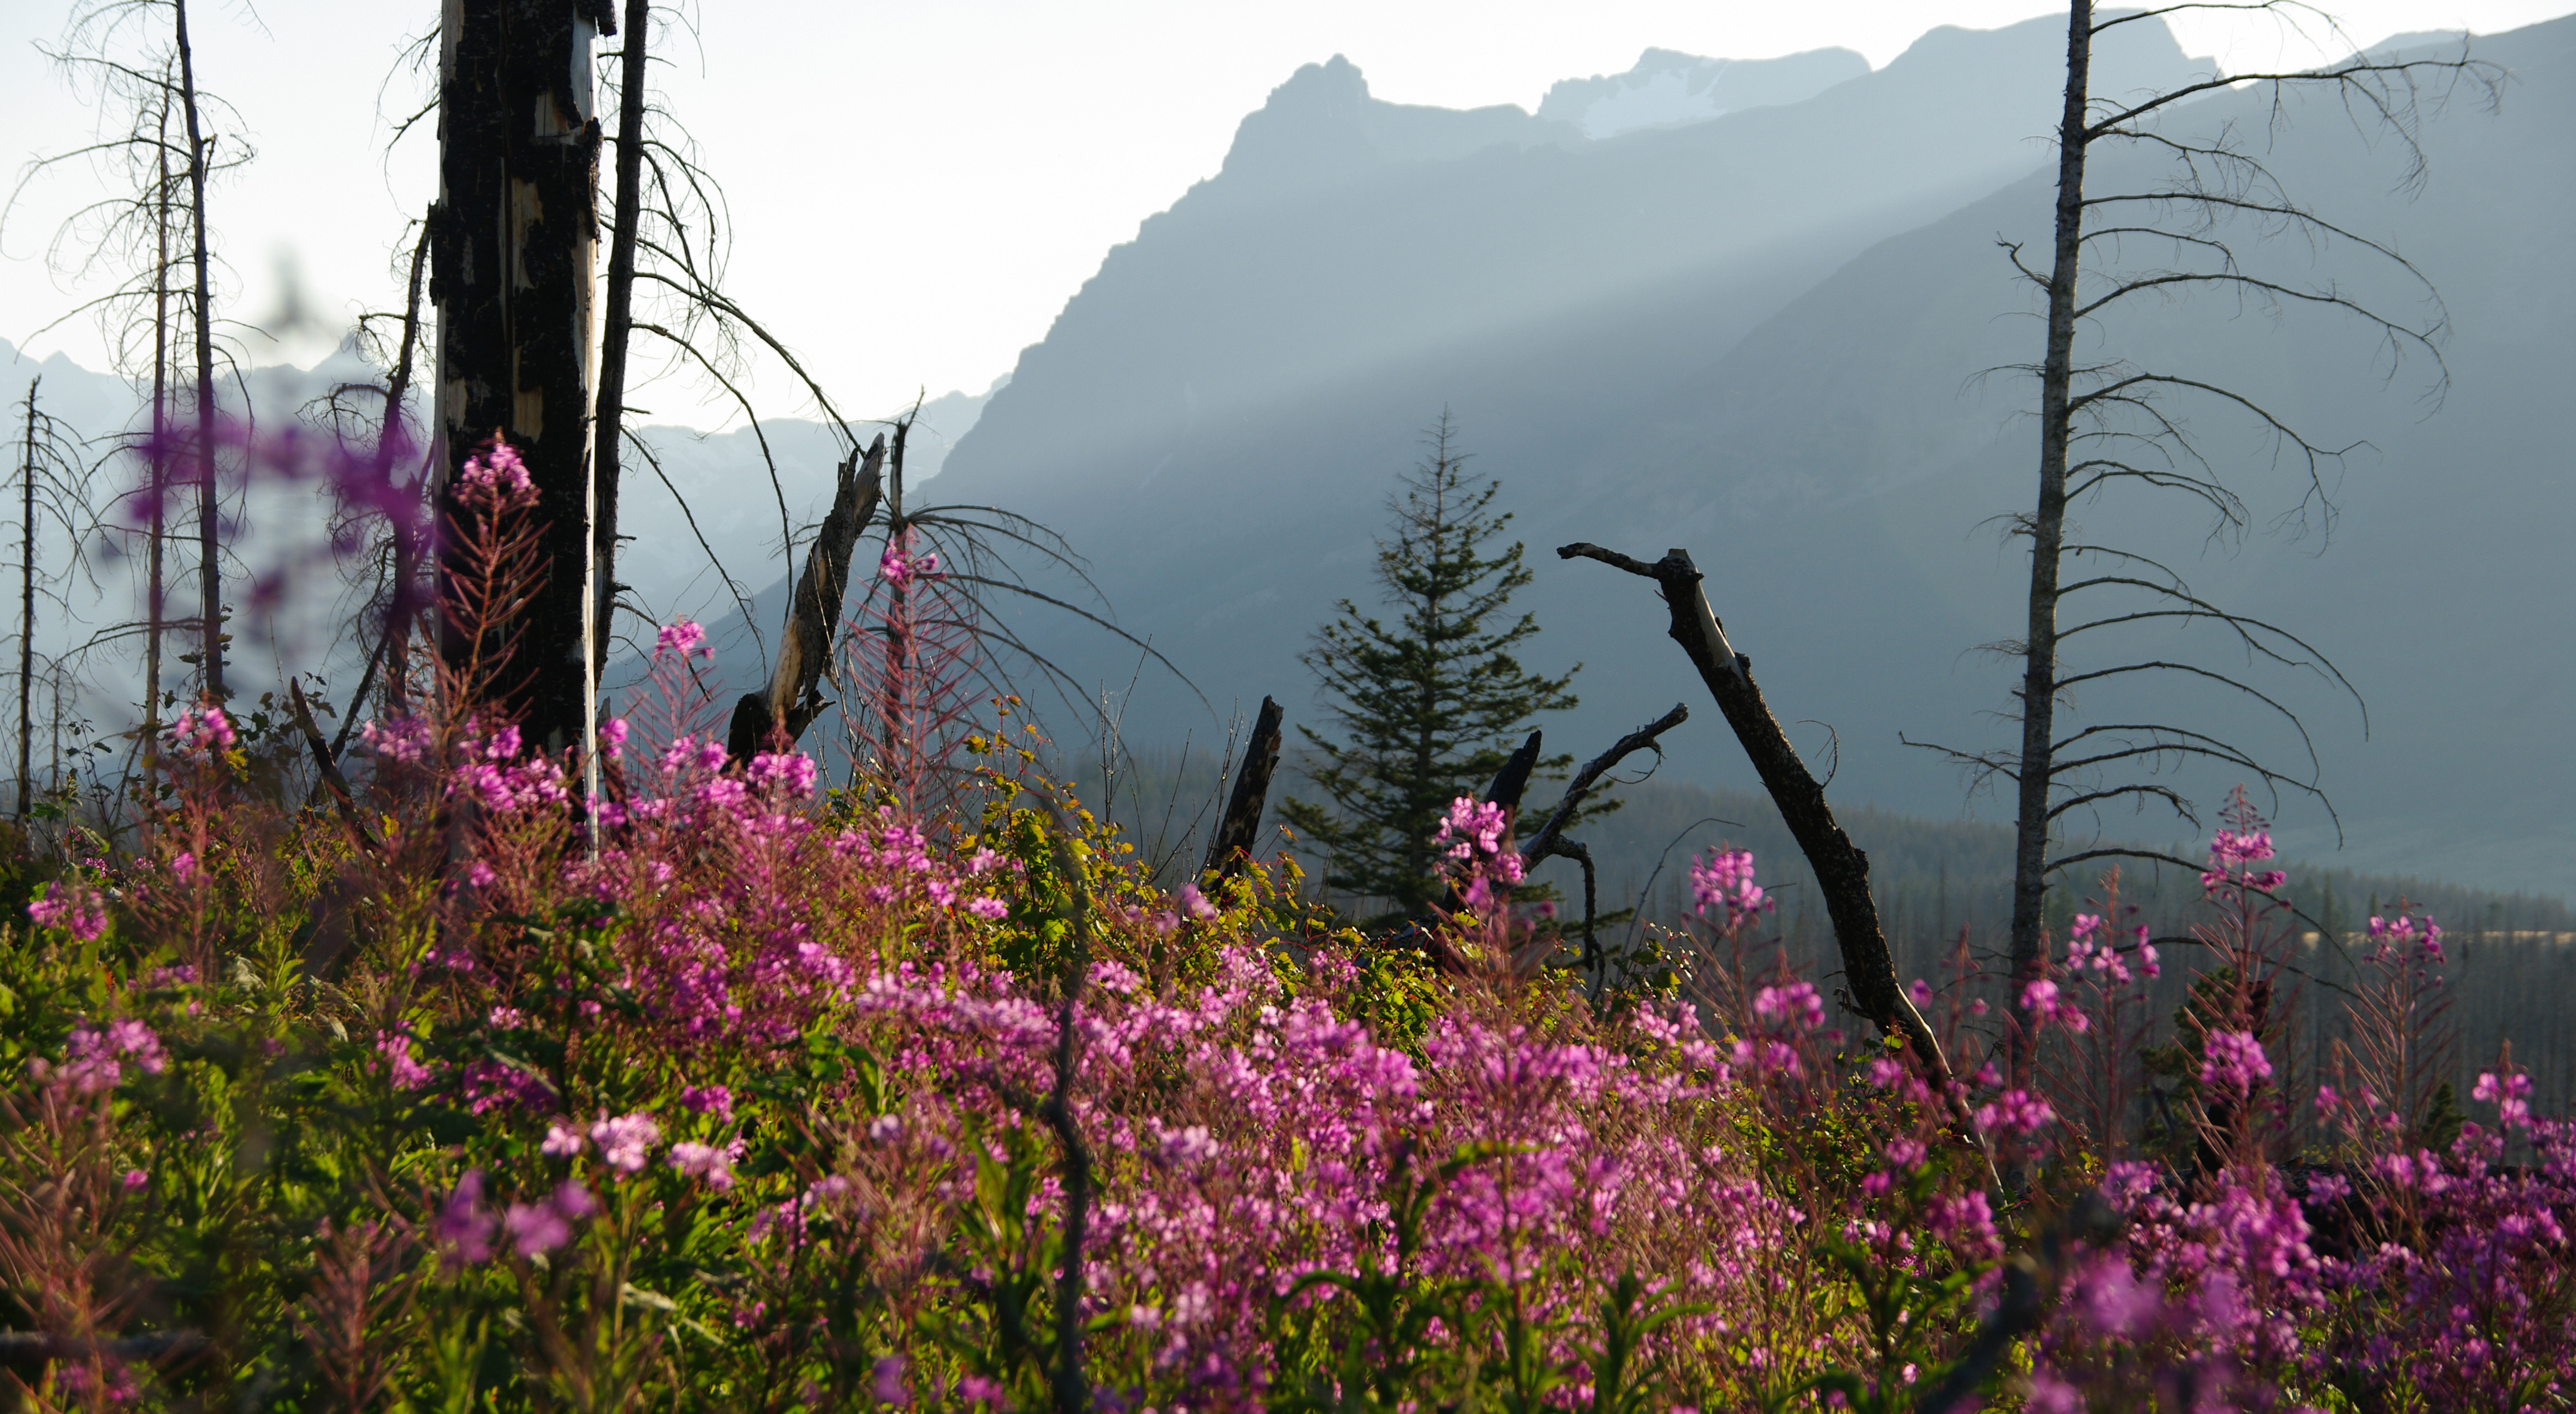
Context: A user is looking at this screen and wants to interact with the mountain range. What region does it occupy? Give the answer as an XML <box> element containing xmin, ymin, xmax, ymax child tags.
<box><xmin>7</xmin><ymin>14</ymin><xmax>2568</xmax><ymax>902</ymax></box>
<box><xmin>905</xmin><ymin>12</ymin><xmax>2575</xmax><ymax>899</ymax></box>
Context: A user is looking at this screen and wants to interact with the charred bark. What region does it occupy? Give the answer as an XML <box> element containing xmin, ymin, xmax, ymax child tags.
<box><xmin>589</xmin><ymin>0</ymin><xmax>647</xmax><ymax>682</ymax></box>
<box><xmin>429</xmin><ymin>0</ymin><xmax>613</xmax><ymax>753</ymax></box>
<box><xmin>1201</xmin><ymin>695</ymin><xmax>1284</xmax><ymax>881</ymax></box>
<box><xmin>723</xmin><ymin>435</ymin><xmax>886</xmax><ymax>763</ymax></box>
<box><xmin>1481</xmin><ymin>729</ymin><xmax>1544</xmax><ymax>814</ymax></box>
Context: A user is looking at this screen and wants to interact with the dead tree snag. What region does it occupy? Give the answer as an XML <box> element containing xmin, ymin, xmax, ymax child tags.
<box><xmin>1558</xmin><ymin>543</ymin><xmax>1952</xmax><ymax>1085</ymax></box>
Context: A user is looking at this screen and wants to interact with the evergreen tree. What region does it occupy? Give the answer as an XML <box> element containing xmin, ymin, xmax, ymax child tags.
<box><xmin>1282</xmin><ymin>416</ymin><xmax>1578</xmax><ymax>921</ymax></box>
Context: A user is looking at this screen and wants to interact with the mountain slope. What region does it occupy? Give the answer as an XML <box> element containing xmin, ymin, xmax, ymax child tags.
<box><xmin>921</xmin><ymin>14</ymin><xmax>2575</xmax><ymax>898</ymax></box>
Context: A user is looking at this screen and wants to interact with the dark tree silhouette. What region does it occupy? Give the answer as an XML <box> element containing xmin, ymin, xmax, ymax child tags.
<box><xmin>1282</xmin><ymin>416</ymin><xmax>1580</xmax><ymax>923</ymax></box>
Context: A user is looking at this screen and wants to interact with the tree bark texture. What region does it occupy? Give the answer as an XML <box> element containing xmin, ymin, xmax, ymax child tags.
<box><xmin>1202</xmin><ymin>696</ymin><xmax>1284</xmax><ymax>880</ymax></box>
<box><xmin>589</xmin><ymin>0</ymin><xmax>647</xmax><ymax>682</ymax></box>
<box><xmin>429</xmin><ymin>0</ymin><xmax>612</xmax><ymax>753</ymax></box>
<box><xmin>1557</xmin><ymin>543</ymin><xmax>1953</xmax><ymax>1086</ymax></box>
<box><xmin>1482</xmin><ymin>729</ymin><xmax>1543</xmax><ymax>813</ymax></box>
<box><xmin>2008</xmin><ymin>0</ymin><xmax>2097</xmax><ymax>1083</ymax></box>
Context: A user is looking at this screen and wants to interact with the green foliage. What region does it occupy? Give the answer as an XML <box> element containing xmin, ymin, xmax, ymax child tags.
<box><xmin>1265</xmin><ymin>1142</ymin><xmax>1701</xmax><ymax>1414</ymax></box>
<box><xmin>1281</xmin><ymin>415</ymin><xmax>1578</xmax><ymax>923</ymax></box>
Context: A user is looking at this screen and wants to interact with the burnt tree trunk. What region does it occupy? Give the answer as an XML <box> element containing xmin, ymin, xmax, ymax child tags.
<box><xmin>589</xmin><ymin>0</ymin><xmax>648</xmax><ymax>683</ymax></box>
<box><xmin>726</xmin><ymin>435</ymin><xmax>885</xmax><ymax>762</ymax></box>
<box><xmin>1202</xmin><ymin>696</ymin><xmax>1284</xmax><ymax>881</ymax></box>
<box><xmin>16</xmin><ymin>381</ymin><xmax>35</xmax><ymax>821</ymax></box>
<box><xmin>1558</xmin><ymin>543</ymin><xmax>1955</xmax><ymax>1088</ymax></box>
<box><xmin>429</xmin><ymin>0</ymin><xmax>611</xmax><ymax>753</ymax></box>
<box><xmin>2006</xmin><ymin>0</ymin><xmax>2098</xmax><ymax>1087</ymax></box>
<box><xmin>146</xmin><ymin>96</ymin><xmax>174</xmax><ymax>774</ymax></box>
<box><xmin>172</xmin><ymin>0</ymin><xmax>222</xmax><ymax>699</ymax></box>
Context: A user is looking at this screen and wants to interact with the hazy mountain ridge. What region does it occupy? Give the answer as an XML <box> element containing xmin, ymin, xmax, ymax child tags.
<box><xmin>9</xmin><ymin>16</ymin><xmax>2565</xmax><ymax>905</ymax></box>
<box><xmin>1536</xmin><ymin>48</ymin><xmax>1871</xmax><ymax>139</ymax></box>
<box><xmin>916</xmin><ymin>12</ymin><xmax>2575</xmax><ymax>899</ymax></box>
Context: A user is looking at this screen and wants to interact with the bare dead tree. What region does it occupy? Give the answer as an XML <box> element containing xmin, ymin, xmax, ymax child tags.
<box><xmin>411</xmin><ymin>4</ymin><xmax>1186</xmax><ymax>782</ymax></box>
<box><xmin>1202</xmin><ymin>696</ymin><xmax>1285</xmax><ymax>881</ymax></box>
<box><xmin>1559</xmin><ymin>544</ymin><xmax>1956</xmax><ymax>1087</ymax></box>
<box><xmin>170</xmin><ymin>0</ymin><xmax>222</xmax><ymax>699</ymax></box>
<box><xmin>12</xmin><ymin>382</ymin><xmax>88</xmax><ymax>821</ymax></box>
<box><xmin>1519</xmin><ymin>701</ymin><xmax>1690</xmax><ymax>985</ymax></box>
<box><xmin>590</xmin><ymin>0</ymin><xmax>649</xmax><ymax>683</ymax></box>
<box><xmin>1914</xmin><ymin>1</ymin><xmax>2501</xmax><ymax>1080</ymax></box>
<box><xmin>724</xmin><ymin>433</ymin><xmax>884</xmax><ymax>762</ymax></box>
<box><xmin>4</xmin><ymin>1</ymin><xmax>254</xmax><ymax>728</ymax></box>
<box><xmin>302</xmin><ymin>213</ymin><xmax>435</xmax><ymax>752</ymax></box>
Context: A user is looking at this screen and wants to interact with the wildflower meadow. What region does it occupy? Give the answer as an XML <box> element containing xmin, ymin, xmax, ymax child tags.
<box><xmin>1</xmin><ymin>438</ymin><xmax>2569</xmax><ymax>1413</ymax></box>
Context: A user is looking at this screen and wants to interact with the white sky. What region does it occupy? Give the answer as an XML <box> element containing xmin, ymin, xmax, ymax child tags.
<box><xmin>3</xmin><ymin>0</ymin><xmax>2565</xmax><ymax>428</ymax></box>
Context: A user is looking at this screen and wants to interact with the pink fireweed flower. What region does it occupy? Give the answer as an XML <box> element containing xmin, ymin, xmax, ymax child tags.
<box><xmin>879</xmin><ymin>547</ymin><xmax>941</xmax><ymax>585</ymax></box>
<box><xmin>435</xmin><ymin>1171</ymin><xmax>498</xmax><ymax>1269</ymax></box>
<box><xmin>2022</xmin><ymin>977</ymin><xmax>2091</xmax><ymax>1033</ymax></box>
<box><xmin>358</xmin><ymin>715</ymin><xmax>432</xmax><ymax>764</ymax></box>
<box><xmin>550</xmin><ymin>1181</ymin><xmax>598</xmax><ymax>1222</ymax></box>
<box><xmin>1907</xmin><ymin>977</ymin><xmax>1935</xmax><ymax>1008</ymax></box>
<box><xmin>455</xmin><ymin>440</ymin><xmax>538</xmax><ymax>511</ymax></box>
<box><xmin>1690</xmin><ymin>848</ymin><xmax>1772</xmax><ymax>928</ymax></box>
<box><xmin>1752</xmin><ymin>981</ymin><xmax>1824</xmax><ymax>1032</ymax></box>
<box><xmin>2203</xmin><ymin>825</ymin><xmax>2286</xmax><ymax>892</ymax></box>
<box><xmin>2200</xmin><ymin>1030</ymin><xmax>2273</xmax><ymax>1095</ymax></box>
<box><xmin>654</xmin><ymin>620</ymin><xmax>713</xmax><ymax>661</ymax></box>
<box><xmin>171</xmin><ymin>851</ymin><xmax>197</xmax><ymax>884</ymax></box>
<box><xmin>123</xmin><ymin>1168</ymin><xmax>148</xmax><ymax>1192</ymax></box>
<box><xmin>1434</xmin><ymin>796</ymin><xmax>1527</xmax><ymax>889</ymax></box>
<box><xmin>1179</xmin><ymin>882</ymin><xmax>1218</xmax><ymax>920</ymax></box>
<box><xmin>501</xmin><ymin>1182</ymin><xmax>596</xmax><ymax>1258</ymax></box>
<box><xmin>965</xmin><ymin>896</ymin><xmax>1009</xmax><ymax>920</ymax></box>
<box><xmin>2472</xmin><ymin>1070</ymin><xmax>2534</xmax><ymax>1130</ymax></box>
<box><xmin>376</xmin><ymin>1032</ymin><xmax>432</xmax><ymax>1090</ymax></box>
<box><xmin>59</xmin><ymin>1019</ymin><xmax>166</xmax><ymax>1094</ymax></box>
<box><xmin>597</xmin><ymin>717</ymin><xmax>629</xmax><ymax>760</ymax></box>
<box><xmin>590</xmin><ymin>1112</ymin><xmax>662</xmax><ymax>1175</ymax></box>
<box><xmin>747</xmin><ymin>751</ymin><xmax>819</xmax><ymax>797</ymax></box>
<box><xmin>27</xmin><ymin>886</ymin><xmax>108</xmax><ymax>942</ymax></box>
<box><xmin>680</xmin><ymin>1085</ymin><xmax>733</xmax><ymax>1119</ymax></box>
<box><xmin>873</xmin><ymin>1356</ymin><xmax>911</xmax><ymax>1408</ymax></box>
<box><xmin>168</xmin><ymin>702</ymin><xmax>237</xmax><ymax>756</ymax></box>
<box><xmin>668</xmin><ymin>1140</ymin><xmax>737</xmax><ymax>1191</ymax></box>
<box><xmin>542</xmin><ymin>1121</ymin><xmax>588</xmax><ymax>1158</ymax></box>
<box><xmin>502</xmin><ymin>1199</ymin><xmax>571</xmax><ymax>1257</ymax></box>
<box><xmin>1976</xmin><ymin>1088</ymin><xmax>2056</xmax><ymax>1137</ymax></box>
<box><xmin>1926</xmin><ymin>1189</ymin><xmax>2003</xmax><ymax>1263</ymax></box>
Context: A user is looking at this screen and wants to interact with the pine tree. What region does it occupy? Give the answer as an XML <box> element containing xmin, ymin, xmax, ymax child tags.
<box><xmin>1282</xmin><ymin>416</ymin><xmax>1578</xmax><ymax>921</ymax></box>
